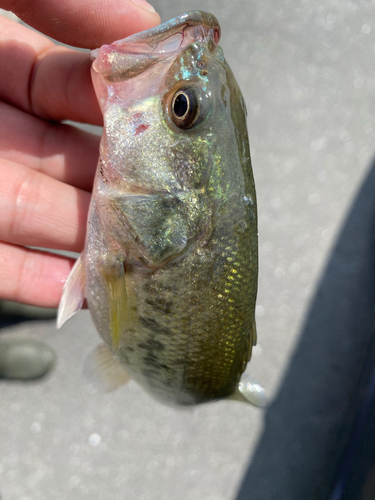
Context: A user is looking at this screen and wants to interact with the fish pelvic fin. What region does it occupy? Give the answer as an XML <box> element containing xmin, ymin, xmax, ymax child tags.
<box><xmin>102</xmin><ymin>261</ymin><xmax>128</xmax><ymax>353</ymax></box>
<box><xmin>57</xmin><ymin>253</ymin><xmax>86</xmax><ymax>329</ymax></box>
<box><xmin>229</xmin><ymin>373</ymin><xmax>267</xmax><ymax>408</ymax></box>
<box><xmin>84</xmin><ymin>343</ymin><xmax>131</xmax><ymax>392</ymax></box>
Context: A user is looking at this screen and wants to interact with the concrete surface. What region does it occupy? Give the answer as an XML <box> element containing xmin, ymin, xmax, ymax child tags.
<box><xmin>2</xmin><ymin>0</ymin><xmax>375</xmax><ymax>499</ymax></box>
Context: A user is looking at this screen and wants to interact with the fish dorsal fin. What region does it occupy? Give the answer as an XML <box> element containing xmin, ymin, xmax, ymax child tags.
<box><xmin>229</xmin><ymin>374</ymin><xmax>267</xmax><ymax>407</ymax></box>
<box><xmin>84</xmin><ymin>343</ymin><xmax>131</xmax><ymax>392</ymax></box>
<box><xmin>57</xmin><ymin>254</ymin><xmax>86</xmax><ymax>329</ymax></box>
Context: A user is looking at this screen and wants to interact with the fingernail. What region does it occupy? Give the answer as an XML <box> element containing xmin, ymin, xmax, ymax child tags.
<box><xmin>129</xmin><ymin>0</ymin><xmax>156</xmax><ymax>13</ymax></box>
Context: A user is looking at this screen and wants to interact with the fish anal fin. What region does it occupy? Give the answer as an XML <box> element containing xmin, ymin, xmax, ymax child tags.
<box><xmin>84</xmin><ymin>343</ymin><xmax>131</xmax><ymax>392</ymax></box>
<box><xmin>246</xmin><ymin>319</ymin><xmax>257</xmax><ymax>362</ymax></box>
<box><xmin>57</xmin><ymin>254</ymin><xmax>86</xmax><ymax>329</ymax></box>
<box><xmin>251</xmin><ymin>319</ymin><xmax>257</xmax><ymax>347</ymax></box>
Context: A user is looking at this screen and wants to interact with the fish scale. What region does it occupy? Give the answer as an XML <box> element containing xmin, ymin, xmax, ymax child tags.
<box><xmin>115</xmin><ymin>222</ymin><xmax>256</xmax><ymax>405</ymax></box>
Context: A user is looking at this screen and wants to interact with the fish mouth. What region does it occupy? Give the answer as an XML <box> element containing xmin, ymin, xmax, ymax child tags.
<box><xmin>121</xmin><ymin>11</ymin><xmax>221</xmax><ymax>48</ymax></box>
<box><xmin>91</xmin><ymin>11</ymin><xmax>220</xmax><ymax>61</ymax></box>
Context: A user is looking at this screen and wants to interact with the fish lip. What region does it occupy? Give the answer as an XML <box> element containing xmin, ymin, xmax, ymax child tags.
<box><xmin>117</xmin><ymin>11</ymin><xmax>220</xmax><ymax>46</ymax></box>
<box><xmin>90</xmin><ymin>11</ymin><xmax>220</xmax><ymax>61</ymax></box>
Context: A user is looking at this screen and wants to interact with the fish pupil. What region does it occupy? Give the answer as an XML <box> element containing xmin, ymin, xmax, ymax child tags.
<box><xmin>168</xmin><ymin>86</ymin><xmax>208</xmax><ymax>130</ymax></box>
<box><xmin>174</xmin><ymin>93</ymin><xmax>189</xmax><ymax>118</ymax></box>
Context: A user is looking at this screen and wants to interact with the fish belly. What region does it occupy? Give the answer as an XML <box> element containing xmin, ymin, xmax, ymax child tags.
<box><xmin>122</xmin><ymin>239</ymin><xmax>254</xmax><ymax>405</ymax></box>
<box><xmin>86</xmin><ymin>201</ymin><xmax>256</xmax><ymax>405</ymax></box>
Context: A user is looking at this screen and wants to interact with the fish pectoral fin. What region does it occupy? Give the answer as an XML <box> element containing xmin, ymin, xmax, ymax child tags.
<box><xmin>57</xmin><ymin>253</ymin><xmax>86</xmax><ymax>329</ymax></box>
<box><xmin>102</xmin><ymin>260</ymin><xmax>128</xmax><ymax>353</ymax></box>
<box><xmin>229</xmin><ymin>374</ymin><xmax>267</xmax><ymax>408</ymax></box>
<box><xmin>84</xmin><ymin>343</ymin><xmax>131</xmax><ymax>392</ymax></box>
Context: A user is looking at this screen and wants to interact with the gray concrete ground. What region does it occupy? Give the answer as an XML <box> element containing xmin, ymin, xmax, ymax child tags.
<box><xmin>2</xmin><ymin>0</ymin><xmax>375</xmax><ymax>499</ymax></box>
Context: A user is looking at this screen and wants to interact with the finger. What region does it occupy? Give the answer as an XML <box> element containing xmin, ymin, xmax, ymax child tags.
<box><xmin>1</xmin><ymin>0</ymin><xmax>160</xmax><ymax>48</ymax></box>
<box><xmin>0</xmin><ymin>102</ymin><xmax>100</xmax><ymax>191</ymax></box>
<box><xmin>0</xmin><ymin>158</ymin><xmax>90</xmax><ymax>252</ymax></box>
<box><xmin>0</xmin><ymin>17</ymin><xmax>102</xmax><ymax>123</ymax></box>
<box><xmin>0</xmin><ymin>242</ymin><xmax>75</xmax><ymax>307</ymax></box>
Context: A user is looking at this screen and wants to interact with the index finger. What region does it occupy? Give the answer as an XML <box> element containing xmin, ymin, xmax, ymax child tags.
<box><xmin>1</xmin><ymin>0</ymin><xmax>159</xmax><ymax>48</ymax></box>
<box><xmin>0</xmin><ymin>1</ymin><xmax>159</xmax><ymax>124</ymax></box>
<box><xmin>0</xmin><ymin>17</ymin><xmax>102</xmax><ymax>124</ymax></box>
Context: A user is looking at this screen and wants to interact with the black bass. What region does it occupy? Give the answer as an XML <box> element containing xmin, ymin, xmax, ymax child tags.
<box><xmin>58</xmin><ymin>11</ymin><xmax>265</xmax><ymax>407</ymax></box>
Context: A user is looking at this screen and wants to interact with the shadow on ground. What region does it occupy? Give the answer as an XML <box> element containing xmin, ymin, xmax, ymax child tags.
<box><xmin>236</xmin><ymin>159</ymin><xmax>375</xmax><ymax>500</ymax></box>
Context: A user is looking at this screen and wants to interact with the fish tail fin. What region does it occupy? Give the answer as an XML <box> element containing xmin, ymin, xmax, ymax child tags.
<box><xmin>57</xmin><ymin>253</ymin><xmax>86</xmax><ymax>329</ymax></box>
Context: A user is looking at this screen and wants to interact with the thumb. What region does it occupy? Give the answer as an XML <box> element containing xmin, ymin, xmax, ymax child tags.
<box><xmin>0</xmin><ymin>0</ymin><xmax>160</xmax><ymax>48</ymax></box>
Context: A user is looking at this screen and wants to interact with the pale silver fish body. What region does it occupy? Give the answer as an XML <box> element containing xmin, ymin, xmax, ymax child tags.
<box><xmin>59</xmin><ymin>12</ymin><xmax>261</xmax><ymax>406</ymax></box>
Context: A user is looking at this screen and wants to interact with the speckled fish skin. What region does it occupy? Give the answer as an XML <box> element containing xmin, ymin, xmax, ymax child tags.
<box><xmin>87</xmin><ymin>11</ymin><xmax>258</xmax><ymax>405</ymax></box>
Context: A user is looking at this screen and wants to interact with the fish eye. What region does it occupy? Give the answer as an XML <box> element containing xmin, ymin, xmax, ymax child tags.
<box><xmin>169</xmin><ymin>87</ymin><xmax>209</xmax><ymax>130</ymax></box>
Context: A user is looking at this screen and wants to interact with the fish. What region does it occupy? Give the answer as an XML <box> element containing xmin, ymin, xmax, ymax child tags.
<box><xmin>57</xmin><ymin>11</ymin><xmax>265</xmax><ymax>407</ymax></box>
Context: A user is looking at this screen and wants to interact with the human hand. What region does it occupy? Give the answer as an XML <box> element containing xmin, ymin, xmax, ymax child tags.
<box><xmin>0</xmin><ymin>0</ymin><xmax>160</xmax><ymax>308</ymax></box>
